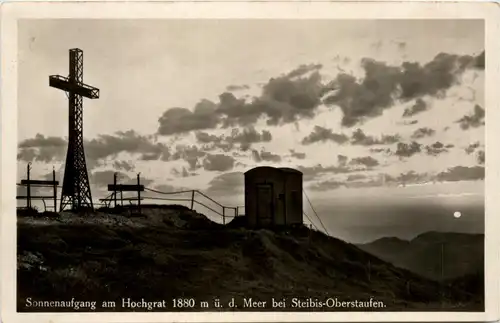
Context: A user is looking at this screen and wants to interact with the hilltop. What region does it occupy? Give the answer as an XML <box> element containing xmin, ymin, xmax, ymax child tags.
<box><xmin>17</xmin><ymin>205</ymin><xmax>483</xmax><ymax>312</ymax></box>
<box><xmin>356</xmin><ymin>232</ymin><xmax>484</xmax><ymax>281</ymax></box>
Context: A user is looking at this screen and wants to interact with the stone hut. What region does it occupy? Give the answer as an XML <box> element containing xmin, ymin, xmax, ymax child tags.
<box><xmin>244</xmin><ymin>166</ymin><xmax>303</xmax><ymax>228</ymax></box>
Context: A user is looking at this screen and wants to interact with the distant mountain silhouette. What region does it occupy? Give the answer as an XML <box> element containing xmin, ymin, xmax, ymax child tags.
<box><xmin>356</xmin><ymin>231</ymin><xmax>484</xmax><ymax>281</ymax></box>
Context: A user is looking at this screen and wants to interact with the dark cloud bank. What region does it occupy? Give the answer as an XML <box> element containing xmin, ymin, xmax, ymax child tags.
<box><xmin>301</xmin><ymin>126</ymin><xmax>399</xmax><ymax>146</ymax></box>
<box><xmin>310</xmin><ymin>166</ymin><xmax>484</xmax><ymax>192</ymax></box>
<box><xmin>156</xmin><ymin>51</ymin><xmax>484</xmax><ymax>134</ymax></box>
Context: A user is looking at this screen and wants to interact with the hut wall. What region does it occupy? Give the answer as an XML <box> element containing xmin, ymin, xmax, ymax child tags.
<box><xmin>244</xmin><ymin>167</ymin><xmax>286</xmax><ymax>228</ymax></box>
<box><xmin>283</xmin><ymin>172</ymin><xmax>303</xmax><ymax>225</ymax></box>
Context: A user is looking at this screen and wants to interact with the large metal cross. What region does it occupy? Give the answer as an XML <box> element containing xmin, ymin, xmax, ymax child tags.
<box><xmin>49</xmin><ymin>48</ymin><xmax>99</xmax><ymax>212</ymax></box>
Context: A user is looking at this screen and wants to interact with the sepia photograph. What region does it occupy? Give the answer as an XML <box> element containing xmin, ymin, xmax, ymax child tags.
<box><xmin>1</xmin><ymin>2</ymin><xmax>499</xmax><ymax>322</ymax></box>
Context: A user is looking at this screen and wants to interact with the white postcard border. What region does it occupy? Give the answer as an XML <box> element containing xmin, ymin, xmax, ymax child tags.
<box><xmin>1</xmin><ymin>1</ymin><xmax>499</xmax><ymax>322</ymax></box>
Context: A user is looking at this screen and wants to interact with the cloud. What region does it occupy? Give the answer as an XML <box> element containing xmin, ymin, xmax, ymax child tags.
<box><xmin>195</xmin><ymin>132</ymin><xmax>234</xmax><ymax>152</ymax></box>
<box><xmin>195</xmin><ymin>131</ymin><xmax>224</xmax><ymax>144</ymax></box>
<box><xmin>17</xmin><ymin>134</ymin><xmax>67</xmax><ymax>163</ymax></box>
<box><xmin>346</xmin><ymin>172</ymin><xmax>430</xmax><ymax>189</ymax></box>
<box><xmin>477</xmin><ymin>150</ymin><xmax>485</xmax><ymax>165</ymax></box>
<box><xmin>395</xmin><ymin>141</ymin><xmax>421</xmax><ymax>158</ymax></box>
<box><xmin>90</xmin><ymin>170</ymin><xmax>129</xmax><ymax>187</ymax></box>
<box><xmin>465</xmin><ymin>142</ymin><xmax>481</xmax><ymax>154</ymax></box>
<box><xmin>323</xmin><ymin>59</ymin><xmax>400</xmax><ymax>127</ymax></box>
<box><xmin>369</xmin><ymin>147</ymin><xmax>392</xmax><ymax>154</ymax></box>
<box><xmin>396</xmin><ymin>41</ymin><xmax>407</xmax><ymax>51</ymax></box>
<box><xmin>195</xmin><ymin>127</ymin><xmax>272</xmax><ymax>151</ymax></box>
<box><xmin>226</xmin><ymin>84</ymin><xmax>250</xmax><ymax>91</ymax></box>
<box><xmin>397</xmin><ymin>171</ymin><xmax>429</xmax><ymax>184</ymax></box>
<box><xmin>346</xmin><ymin>174</ymin><xmax>367</xmax><ymax>181</ymax></box>
<box><xmin>435</xmin><ymin>166</ymin><xmax>484</xmax><ymax>182</ymax></box>
<box><xmin>474</xmin><ymin>50</ymin><xmax>485</xmax><ymax>69</ymax></box>
<box><xmin>309</xmin><ymin>179</ymin><xmax>345</xmax><ymax>191</ymax></box>
<box><xmin>286</xmin><ymin>63</ymin><xmax>323</xmax><ymax>78</ymax></box>
<box><xmin>324</xmin><ymin>51</ymin><xmax>484</xmax><ymax>126</ymax></box>
<box><xmin>351</xmin><ymin>129</ymin><xmax>399</xmax><ymax>146</ymax></box>
<box><xmin>229</xmin><ymin>127</ymin><xmax>272</xmax><ymax>150</ymax></box>
<box><xmin>407</xmin><ymin>120</ymin><xmax>418</xmax><ymax>125</ymax></box>
<box><xmin>157</xmin><ymin>99</ymin><xmax>221</xmax><ymax>135</ymax></box>
<box><xmin>309</xmin><ymin>163</ymin><xmax>484</xmax><ymax>192</ymax></box>
<box><xmin>252</xmin><ymin>149</ymin><xmax>281</xmax><ymax>163</ymax></box>
<box><xmin>402</xmin><ymin>98</ymin><xmax>428</xmax><ymax>118</ymax></box>
<box><xmin>18</xmin><ymin>134</ymin><xmax>66</xmax><ymax>148</ymax></box>
<box><xmin>425</xmin><ymin>141</ymin><xmax>450</xmax><ymax>156</ymax></box>
<box><xmin>156</xmin><ymin>53</ymin><xmax>484</xmax><ymax>134</ymax></box>
<box><xmin>289</xmin><ymin>149</ymin><xmax>306</xmax><ymax>159</ymax></box>
<box><xmin>205</xmin><ymin>171</ymin><xmax>244</xmax><ymax>196</ymax></box>
<box><xmin>237</xmin><ymin>71</ymin><xmax>324</xmax><ymax>126</ymax></box>
<box><xmin>311</xmin><ymin>173</ymin><xmax>391</xmax><ymax>191</ymax></box>
<box><xmin>337</xmin><ymin>154</ymin><xmax>348</xmax><ymax>166</ymax></box>
<box><xmin>157</xmin><ymin>66</ymin><xmax>326</xmax><ymax>135</ymax></box>
<box><xmin>153</xmin><ymin>184</ymin><xmax>184</xmax><ymax>193</ymax></box>
<box><xmin>398</xmin><ymin>52</ymin><xmax>484</xmax><ymax>99</ymax></box>
<box><xmin>171</xmin><ymin>166</ymin><xmax>197</xmax><ymax>178</ymax></box>
<box><xmin>411</xmin><ymin>127</ymin><xmax>435</xmax><ymax>139</ymax></box>
<box><xmin>349</xmin><ymin>156</ymin><xmax>379</xmax><ymax>168</ymax></box>
<box><xmin>113</xmin><ymin>160</ymin><xmax>135</xmax><ymax>172</ymax></box>
<box><xmin>124</xmin><ymin>176</ymin><xmax>154</xmax><ymax>187</ymax></box>
<box><xmin>17</xmin><ymin>148</ymin><xmax>39</xmax><ymax>163</ymax></box>
<box><xmin>371</xmin><ymin>40</ymin><xmax>383</xmax><ymax>51</ymax></box>
<box><xmin>202</xmin><ymin>154</ymin><xmax>235</xmax><ymax>172</ymax></box>
<box><xmin>299</xmin><ymin>156</ymin><xmax>381</xmax><ymax>183</ymax></box>
<box><xmin>19</xmin><ymin>128</ymin><xmax>266</xmax><ymax>174</ymax></box>
<box><xmin>85</xmin><ymin>130</ymin><xmax>170</xmax><ymax>162</ymax></box>
<box><xmin>171</xmin><ymin>145</ymin><xmax>206</xmax><ymax>170</ymax></box>
<box><xmin>301</xmin><ymin>126</ymin><xmax>349</xmax><ymax>145</ymax></box>
<box><xmin>456</xmin><ymin>104</ymin><xmax>485</xmax><ymax>130</ymax></box>
<box><xmin>297</xmin><ymin>164</ymin><xmax>353</xmax><ymax>181</ymax></box>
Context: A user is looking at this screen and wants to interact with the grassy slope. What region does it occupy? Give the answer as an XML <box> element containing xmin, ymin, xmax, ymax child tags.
<box><xmin>17</xmin><ymin>205</ymin><xmax>484</xmax><ymax>312</ymax></box>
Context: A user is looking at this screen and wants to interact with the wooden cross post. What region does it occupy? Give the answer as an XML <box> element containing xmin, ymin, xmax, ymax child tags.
<box><xmin>113</xmin><ymin>172</ymin><xmax>118</xmax><ymax>208</ymax></box>
<box><xmin>137</xmin><ymin>173</ymin><xmax>141</xmax><ymax>214</ymax></box>
<box><xmin>52</xmin><ymin>168</ymin><xmax>57</xmax><ymax>212</ymax></box>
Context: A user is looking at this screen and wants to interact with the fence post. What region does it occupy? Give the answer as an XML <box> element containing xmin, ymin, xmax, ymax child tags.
<box><xmin>137</xmin><ymin>173</ymin><xmax>141</xmax><ymax>214</ymax></box>
<box><xmin>222</xmin><ymin>207</ymin><xmax>226</xmax><ymax>225</ymax></box>
<box><xmin>235</xmin><ymin>206</ymin><xmax>238</xmax><ymax>217</ymax></box>
<box><xmin>52</xmin><ymin>168</ymin><xmax>57</xmax><ymax>212</ymax></box>
<box><xmin>26</xmin><ymin>163</ymin><xmax>31</xmax><ymax>209</ymax></box>
<box><xmin>190</xmin><ymin>190</ymin><xmax>195</xmax><ymax>210</ymax></box>
<box><xmin>113</xmin><ymin>172</ymin><xmax>118</xmax><ymax>208</ymax></box>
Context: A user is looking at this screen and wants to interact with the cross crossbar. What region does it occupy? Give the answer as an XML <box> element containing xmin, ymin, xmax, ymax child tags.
<box><xmin>49</xmin><ymin>75</ymin><xmax>100</xmax><ymax>99</ymax></box>
<box><xmin>108</xmin><ymin>184</ymin><xmax>145</xmax><ymax>192</ymax></box>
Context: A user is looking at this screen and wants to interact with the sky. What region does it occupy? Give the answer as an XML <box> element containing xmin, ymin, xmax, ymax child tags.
<box><xmin>16</xmin><ymin>19</ymin><xmax>485</xmax><ymax>242</ymax></box>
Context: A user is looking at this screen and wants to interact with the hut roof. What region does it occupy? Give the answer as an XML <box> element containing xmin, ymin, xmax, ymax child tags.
<box><xmin>244</xmin><ymin>166</ymin><xmax>302</xmax><ymax>175</ymax></box>
<box><xmin>278</xmin><ymin>167</ymin><xmax>303</xmax><ymax>174</ymax></box>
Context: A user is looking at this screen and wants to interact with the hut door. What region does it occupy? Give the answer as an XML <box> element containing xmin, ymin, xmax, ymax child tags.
<box><xmin>256</xmin><ymin>183</ymin><xmax>273</xmax><ymax>226</ymax></box>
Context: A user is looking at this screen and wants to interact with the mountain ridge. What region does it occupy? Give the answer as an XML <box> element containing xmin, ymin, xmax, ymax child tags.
<box><xmin>17</xmin><ymin>205</ymin><xmax>484</xmax><ymax>312</ymax></box>
<box><xmin>356</xmin><ymin>231</ymin><xmax>484</xmax><ymax>281</ymax></box>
